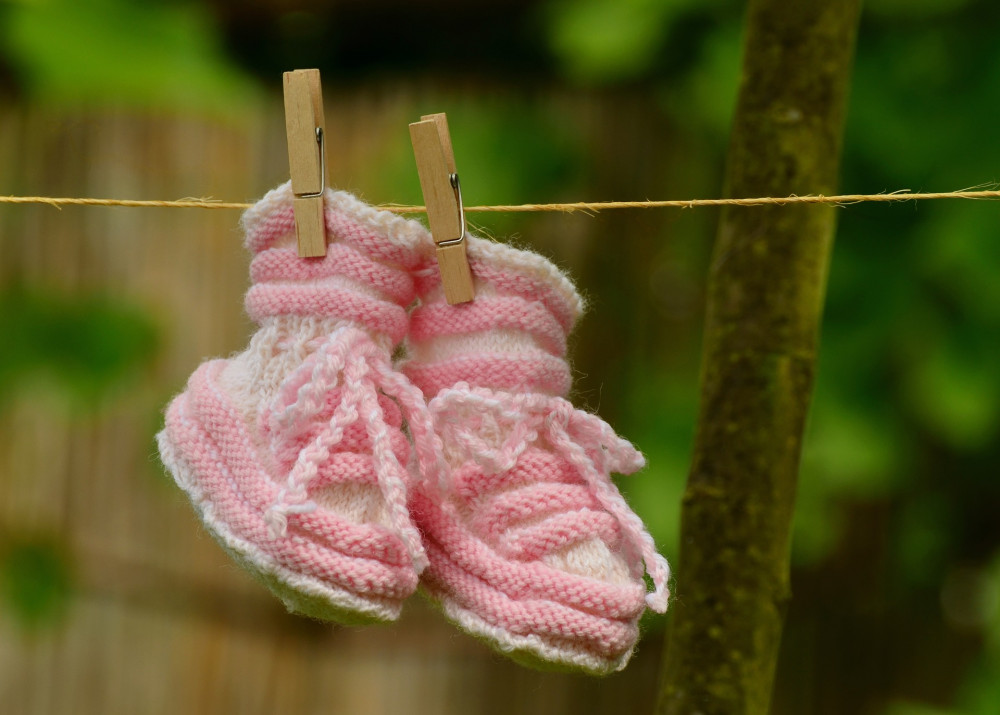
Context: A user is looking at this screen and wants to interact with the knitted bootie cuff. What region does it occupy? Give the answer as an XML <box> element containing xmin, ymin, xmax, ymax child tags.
<box><xmin>241</xmin><ymin>183</ymin><xmax>434</xmax><ymax>346</ymax></box>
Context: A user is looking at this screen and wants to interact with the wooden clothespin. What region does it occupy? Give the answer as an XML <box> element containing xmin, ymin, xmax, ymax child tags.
<box><xmin>283</xmin><ymin>69</ymin><xmax>327</xmax><ymax>258</ymax></box>
<box><xmin>409</xmin><ymin>113</ymin><xmax>475</xmax><ymax>305</ymax></box>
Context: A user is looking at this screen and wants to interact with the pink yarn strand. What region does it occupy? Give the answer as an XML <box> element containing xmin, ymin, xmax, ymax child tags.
<box><xmin>372</xmin><ymin>361</ymin><xmax>448</xmax><ymax>492</ymax></box>
<box><xmin>355</xmin><ymin>355</ymin><xmax>428</xmax><ymax>571</ymax></box>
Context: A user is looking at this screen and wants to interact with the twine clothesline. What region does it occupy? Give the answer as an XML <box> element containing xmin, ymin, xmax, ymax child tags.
<box><xmin>0</xmin><ymin>188</ymin><xmax>998</xmax><ymax>213</ymax></box>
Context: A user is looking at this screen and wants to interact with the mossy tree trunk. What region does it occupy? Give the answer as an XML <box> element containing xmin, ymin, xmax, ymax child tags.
<box><xmin>655</xmin><ymin>1</ymin><xmax>862</xmax><ymax>713</ymax></box>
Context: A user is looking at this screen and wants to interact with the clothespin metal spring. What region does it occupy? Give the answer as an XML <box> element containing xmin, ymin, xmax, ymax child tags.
<box><xmin>297</xmin><ymin>127</ymin><xmax>326</xmax><ymax>200</ymax></box>
<box><xmin>435</xmin><ymin>173</ymin><xmax>466</xmax><ymax>248</ymax></box>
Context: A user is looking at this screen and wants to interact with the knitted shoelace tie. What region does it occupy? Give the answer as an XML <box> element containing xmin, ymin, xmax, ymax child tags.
<box><xmin>263</xmin><ymin>326</ymin><xmax>442</xmax><ymax>573</ymax></box>
<box><xmin>428</xmin><ymin>384</ymin><xmax>671</xmax><ymax>612</ymax></box>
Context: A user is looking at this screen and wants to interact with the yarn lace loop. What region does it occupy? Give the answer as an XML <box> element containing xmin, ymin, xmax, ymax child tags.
<box><xmin>263</xmin><ymin>326</ymin><xmax>442</xmax><ymax>573</ymax></box>
<box><xmin>427</xmin><ymin>383</ymin><xmax>671</xmax><ymax>612</ymax></box>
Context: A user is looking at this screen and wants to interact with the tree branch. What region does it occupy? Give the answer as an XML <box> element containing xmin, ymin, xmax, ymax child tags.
<box><xmin>655</xmin><ymin>1</ymin><xmax>863</xmax><ymax>712</ymax></box>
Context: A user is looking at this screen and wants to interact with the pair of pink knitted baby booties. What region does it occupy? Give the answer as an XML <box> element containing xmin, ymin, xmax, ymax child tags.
<box><xmin>157</xmin><ymin>183</ymin><xmax>670</xmax><ymax>675</ymax></box>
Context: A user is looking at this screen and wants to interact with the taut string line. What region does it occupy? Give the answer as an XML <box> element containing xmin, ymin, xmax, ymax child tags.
<box><xmin>1</xmin><ymin>188</ymin><xmax>999</xmax><ymax>213</ymax></box>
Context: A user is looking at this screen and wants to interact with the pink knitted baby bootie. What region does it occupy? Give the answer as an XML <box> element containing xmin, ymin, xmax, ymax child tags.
<box><xmin>402</xmin><ymin>237</ymin><xmax>670</xmax><ymax>674</ymax></box>
<box><xmin>158</xmin><ymin>183</ymin><xmax>440</xmax><ymax>624</ymax></box>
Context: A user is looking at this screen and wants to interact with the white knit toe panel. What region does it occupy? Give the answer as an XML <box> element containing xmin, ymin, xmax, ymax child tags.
<box><xmin>311</xmin><ymin>482</ymin><xmax>391</xmax><ymax>528</ymax></box>
<box><xmin>542</xmin><ymin>538</ymin><xmax>634</xmax><ymax>587</ymax></box>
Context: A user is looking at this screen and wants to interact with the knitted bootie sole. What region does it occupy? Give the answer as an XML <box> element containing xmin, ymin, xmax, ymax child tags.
<box><xmin>158</xmin><ymin>360</ymin><xmax>417</xmax><ymax>624</ymax></box>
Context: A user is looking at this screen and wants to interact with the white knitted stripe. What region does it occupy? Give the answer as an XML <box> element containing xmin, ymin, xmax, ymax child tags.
<box><xmin>252</xmin><ymin>268</ymin><xmax>398</xmax><ymax>305</ymax></box>
<box><xmin>156</xmin><ymin>429</ymin><xmax>403</xmax><ymax>622</ymax></box>
<box><xmin>406</xmin><ymin>332</ymin><xmax>549</xmax><ymax>364</ymax></box>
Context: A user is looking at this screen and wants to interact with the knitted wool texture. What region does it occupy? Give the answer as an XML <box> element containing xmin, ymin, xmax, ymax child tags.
<box><xmin>401</xmin><ymin>235</ymin><xmax>671</xmax><ymax>674</ymax></box>
<box><xmin>157</xmin><ymin>183</ymin><xmax>439</xmax><ymax>624</ymax></box>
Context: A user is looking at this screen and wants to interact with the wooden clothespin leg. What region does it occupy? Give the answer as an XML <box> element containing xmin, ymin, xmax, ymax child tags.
<box><xmin>283</xmin><ymin>69</ymin><xmax>327</xmax><ymax>258</ymax></box>
<box><xmin>409</xmin><ymin>113</ymin><xmax>475</xmax><ymax>305</ymax></box>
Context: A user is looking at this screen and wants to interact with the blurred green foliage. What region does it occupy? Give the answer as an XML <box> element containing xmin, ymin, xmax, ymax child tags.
<box><xmin>0</xmin><ymin>535</ymin><xmax>73</xmax><ymax>629</ymax></box>
<box><xmin>0</xmin><ymin>289</ymin><xmax>159</xmax><ymax>407</ymax></box>
<box><xmin>544</xmin><ymin>0</ymin><xmax>692</xmax><ymax>83</ymax></box>
<box><xmin>1</xmin><ymin>0</ymin><xmax>259</xmax><ymax>113</ymax></box>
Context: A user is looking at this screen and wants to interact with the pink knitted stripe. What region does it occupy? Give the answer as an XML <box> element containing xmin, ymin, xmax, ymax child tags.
<box><xmin>498</xmin><ymin>510</ymin><xmax>622</xmax><ymax>561</ymax></box>
<box><xmin>422</xmin><ymin>539</ymin><xmax>639</xmax><ymax>655</ymax></box>
<box><xmin>245</xmin><ymin>205</ymin><xmax>423</xmax><ymax>269</ymax></box>
<box><xmin>408</xmin><ymin>296</ymin><xmax>567</xmax><ymax>356</ymax></box>
<box><xmin>168</xmin><ymin>362</ymin><xmax>417</xmax><ymax>585</ymax></box>
<box><xmin>454</xmin><ymin>450</ymin><xmax>580</xmax><ymax>501</ymax></box>
<box><xmin>402</xmin><ymin>354</ymin><xmax>571</xmax><ymax>397</ymax></box>
<box><xmin>327</xmin><ymin>210</ymin><xmax>423</xmax><ymax>269</ymax></box>
<box><xmin>273</xmin><ymin>429</ymin><xmax>410</xmax><ymax>478</ymax></box>
<box><xmin>414</xmin><ymin>257</ymin><xmax>578</xmax><ymax>333</ymax></box>
<box><xmin>250</xmin><ymin>244</ymin><xmax>416</xmax><ymax>305</ymax></box>
<box><xmin>298</xmin><ymin>452</ymin><xmax>379</xmax><ymax>489</ymax></box>
<box><xmin>273</xmin><ymin>423</ymin><xmax>409</xmax><ymax>470</ymax></box>
<box><xmin>470</xmin><ymin>482</ymin><xmax>600</xmax><ymax>536</ymax></box>
<box><xmin>410</xmin><ymin>490</ymin><xmax>645</xmax><ymax>619</ymax></box>
<box><xmin>293</xmin><ymin>511</ymin><xmax>409</xmax><ymax>566</ymax></box>
<box><xmin>245</xmin><ymin>283</ymin><xmax>408</xmax><ymax>344</ymax></box>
